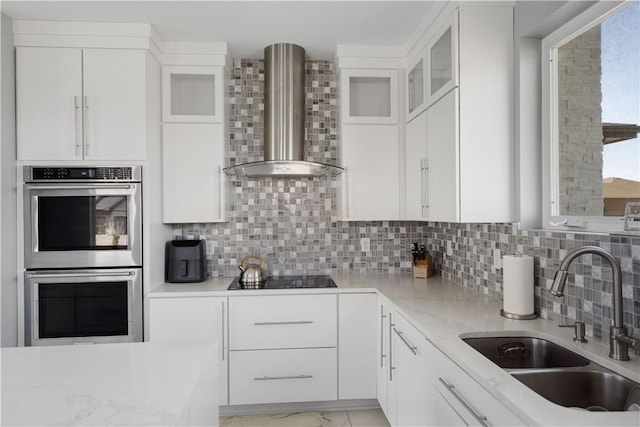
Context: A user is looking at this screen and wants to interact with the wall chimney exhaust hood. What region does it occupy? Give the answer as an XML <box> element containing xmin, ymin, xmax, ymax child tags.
<box><xmin>223</xmin><ymin>43</ymin><xmax>343</xmax><ymax>178</ymax></box>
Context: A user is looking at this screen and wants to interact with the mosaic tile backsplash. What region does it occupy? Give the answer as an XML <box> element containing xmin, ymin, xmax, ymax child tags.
<box><xmin>172</xmin><ymin>58</ymin><xmax>639</xmax><ymax>348</ymax></box>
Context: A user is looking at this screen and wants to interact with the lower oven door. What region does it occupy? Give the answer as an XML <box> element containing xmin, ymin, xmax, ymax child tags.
<box><xmin>25</xmin><ymin>269</ymin><xmax>142</xmax><ymax>346</ymax></box>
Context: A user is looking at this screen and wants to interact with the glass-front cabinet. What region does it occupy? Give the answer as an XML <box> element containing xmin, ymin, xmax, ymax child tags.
<box><xmin>407</xmin><ymin>54</ymin><xmax>426</xmax><ymax>121</ymax></box>
<box><xmin>340</xmin><ymin>69</ymin><xmax>398</xmax><ymax>124</ymax></box>
<box><xmin>162</xmin><ymin>65</ymin><xmax>224</xmax><ymax>122</ymax></box>
<box><xmin>426</xmin><ymin>10</ymin><xmax>459</xmax><ymax>105</ymax></box>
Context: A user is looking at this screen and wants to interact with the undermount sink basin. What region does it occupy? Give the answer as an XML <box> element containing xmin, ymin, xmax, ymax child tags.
<box><xmin>462</xmin><ymin>336</ymin><xmax>589</xmax><ymax>369</ymax></box>
<box><xmin>462</xmin><ymin>334</ymin><xmax>640</xmax><ymax>411</ymax></box>
<box><xmin>512</xmin><ymin>369</ymin><xmax>640</xmax><ymax>412</ymax></box>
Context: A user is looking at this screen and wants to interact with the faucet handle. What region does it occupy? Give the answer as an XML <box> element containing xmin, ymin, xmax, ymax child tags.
<box><xmin>559</xmin><ymin>321</ymin><xmax>588</xmax><ymax>343</ymax></box>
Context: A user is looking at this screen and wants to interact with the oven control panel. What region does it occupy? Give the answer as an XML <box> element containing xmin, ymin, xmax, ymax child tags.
<box><xmin>26</xmin><ymin>166</ymin><xmax>141</xmax><ymax>182</ymax></box>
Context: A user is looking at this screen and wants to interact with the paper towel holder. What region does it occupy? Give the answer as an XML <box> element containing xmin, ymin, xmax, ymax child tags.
<box><xmin>500</xmin><ymin>309</ymin><xmax>537</xmax><ymax>320</ymax></box>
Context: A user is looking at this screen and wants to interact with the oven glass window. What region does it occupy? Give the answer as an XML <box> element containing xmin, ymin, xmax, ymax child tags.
<box><xmin>37</xmin><ymin>196</ymin><xmax>129</xmax><ymax>251</ymax></box>
<box><xmin>38</xmin><ymin>282</ymin><xmax>129</xmax><ymax>338</ymax></box>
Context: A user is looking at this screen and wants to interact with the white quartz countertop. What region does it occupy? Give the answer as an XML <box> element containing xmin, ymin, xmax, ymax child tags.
<box><xmin>150</xmin><ymin>274</ymin><xmax>640</xmax><ymax>426</ymax></box>
<box><xmin>1</xmin><ymin>341</ymin><xmax>219</xmax><ymax>426</ymax></box>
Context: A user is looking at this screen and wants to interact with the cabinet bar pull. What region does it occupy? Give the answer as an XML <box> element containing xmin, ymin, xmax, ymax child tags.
<box><xmin>389</xmin><ymin>313</ymin><xmax>394</xmax><ymax>381</ymax></box>
<box><xmin>438</xmin><ymin>377</ymin><xmax>489</xmax><ymax>427</ymax></box>
<box><xmin>83</xmin><ymin>95</ymin><xmax>90</xmax><ymax>157</ymax></box>
<box><xmin>393</xmin><ymin>328</ymin><xmax>418</xmax><ymax>355</ymax></box>
<box><xmin>74</xmin><ymin>95</ymin><xmax>82</xmax><ymax>157</ymax></box>
<box><xmin>254</xmin><ymin>374</ymin><xmax>313</xmax><ymax>381</ymax></box>
<box><xmin>221</xmin><ymin>300</ymin><xmax>226</xmax><ymax>361</ymax></box>
<box><xmin>253</xmin><ymin>321</ymin><xmax>313</xmax><ymax>326</ymax></box>
<box><xmin>380</xmin><ymin>306</ymin><xmax>386</xmax><ymax>367</ymax></box>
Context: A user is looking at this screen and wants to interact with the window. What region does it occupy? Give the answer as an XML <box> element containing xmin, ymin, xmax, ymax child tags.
<box><xmin>543</xmin><ymin>1</ymin><xmax>640</xmax><ymax>233</ymax></box>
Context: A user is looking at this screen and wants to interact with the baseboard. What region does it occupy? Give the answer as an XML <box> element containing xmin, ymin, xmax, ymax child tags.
<box><xmin>219</xmin><ymin>399</ymin><xmax>380</xmax><ymax>417</ymax></box>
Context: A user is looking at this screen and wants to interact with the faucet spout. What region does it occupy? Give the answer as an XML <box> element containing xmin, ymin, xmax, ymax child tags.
<box><xmin>550</xmin><ymin>245</ymin><xmax>632</xmax><ymax>361</ymax></box>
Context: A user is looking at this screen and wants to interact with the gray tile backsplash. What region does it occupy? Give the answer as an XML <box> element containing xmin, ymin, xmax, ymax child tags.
<box><xmin>172</xmin><ymin>58</ymin><xmax>639</xmax><ymax>348</ymax></box>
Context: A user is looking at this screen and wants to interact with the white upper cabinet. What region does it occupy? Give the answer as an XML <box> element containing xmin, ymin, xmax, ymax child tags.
<box><xmin>162</xmin><ymin>66</ymin><xmax>224</xmax><ymax>123</ymax></box>
<box><xmin>426</xmin><ymin>10</ymin><xmax>459</xmax><ymax>106</ymax></box>
<box><xmin>406</xmin><ymin>54</ymin><xmax>426</xmax><ymax>122</ymax></box>
<box><xmin>338</xmin><ymin>124</ymin><xmax>400</xmax><ymax>221</ymax></box>
<box><xmin>340</xmin><ymin>69</ymin><xmax>398</xmax><ymax>124</ymax></box>
<box><xmin>404</xmin><ymin>6</ymin><xmax>514</xmax><ymax>223</ymax></box>
<box><xmin>17</xmin><ymin>47</ymin><xmax>147</xmax><ymax>161</ymax></box>
<box><xmin>405</xmin><ymin>111</ymin><xmax>428</xmax><ymax>220</ymax></box>
<box><xmin>162</xmin><ymin>123</ymin><xmax>228</xmax><ymax>223</ymax></box>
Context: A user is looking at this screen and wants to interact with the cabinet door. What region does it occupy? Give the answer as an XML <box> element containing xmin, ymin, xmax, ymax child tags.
<box><xmin>405</xmin><ymin>112</ymin><xmax>428</xmax><ymax>220</ymax></box>
<box><xmin>162</xmin><ymin>123</ymin><xmax>227</xmax><ymax>223</ymax></box>
<box><xmin>341</xmin><ymin>124</ymin><xmax>400</xmax><ymax>220</ymax></box>
<box><xmin>341</xmin><ymin>69</ymin><xmax>398</xmax><ymax>124</ymax></box>
<box><xmin>426</xmin><ymin>10</ymin><xmax>459</xmax><ymax>106</ymax></box>
<box><xmin>149</xmin><ymin>297</ymin><xmax>228</xmax><ymax>405</ymax></box>
<box><xmin>426</xmin><ymin>88</ymin><xmax>459</xmax><ymax>222</ymax></box>
<box><xmin>16</xmin><ymin>47</ymin><xmax>83</xmax><ymax>160</ymax></box>
<box><xmin>163</xmin><ymin>66</ymin><xmax>224</xmax><ymax>123</ymax></box>
<box><xmin>338</xmin><ymin>293</ymin><xmax>377</xmax><ymax>400</ymax></box>
<box><xmin>393</xmin><ymin>313</ymin><xmax>428</xmax><ymax>427</ymax></box>
<box><xmin>407</xmin><ymin>54</ymin><xmax>426</xmax><ymax>122</ymax></box>
<box><xmin>82</xmin><ymin>49</ymin><xmax>147</xmax><ymax>160</ymax></box>
<box><xmin>376</xmin><ymin>297</ymin><xmax>391</xmax><ymax>417</ymax></box>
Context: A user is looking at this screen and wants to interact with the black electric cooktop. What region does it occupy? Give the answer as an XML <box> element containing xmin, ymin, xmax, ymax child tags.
<box><xmin>227</xmin><ymin>275</ymin><xmax>337</xmax><ymax>290</ymax></box>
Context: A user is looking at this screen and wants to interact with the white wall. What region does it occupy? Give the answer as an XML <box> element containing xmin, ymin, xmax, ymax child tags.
<box><xmin>1</xmin><ymin>12</ymin><xmax>18</xmax><ymax>347</ymax></box>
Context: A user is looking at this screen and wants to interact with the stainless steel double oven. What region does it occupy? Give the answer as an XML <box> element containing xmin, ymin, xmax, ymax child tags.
<box><xmin>23</xmin><ymin>166</ymin><xmax>143</xmax><ymax>346</ymax></box>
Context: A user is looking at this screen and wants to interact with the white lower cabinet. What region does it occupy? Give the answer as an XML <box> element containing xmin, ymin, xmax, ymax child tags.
<box><xmin>391</xmin><ymin>312</ymin><xmax>429</xmax><ymax>427</ymax></box>
<box><xmin>228</xmin><ymin>294</ymin><xmax>338</xmax><ymax>406</ymax></box>
<box><xmin>338</xmin><ymin>293</ymin><xmax>377</xmax><ymax>400</ymax></box>
<box><xmin>376</xmin><ymin>295</ymin><xmax>392</xmax><ymax>418</ymax></box>
<box><xmin>229</xmin><ymin>348</ymin><xmax>337</xmax><ymax>405</ymax></box>
<box><xmin>148</xmin><ymin>296</ymin><xmax>228</xmax><ymax>405</ymax></box>
<box><xmin>425</xmin><ymin>337</ymin><xmax>525</xmax><ymax>426</ymax></box>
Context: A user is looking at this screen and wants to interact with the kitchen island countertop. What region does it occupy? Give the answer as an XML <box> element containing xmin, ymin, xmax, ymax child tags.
<box><xmin>1</xmin><ymin>341</ymin><xmax>219</xmax><ymax>426</ymax></box>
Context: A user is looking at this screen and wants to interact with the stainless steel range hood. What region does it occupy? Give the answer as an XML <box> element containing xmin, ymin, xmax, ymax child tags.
<box><xmin>223</xmin><ymin>43</ymin><xmax>343</xmax><ymax>178</ymax></box>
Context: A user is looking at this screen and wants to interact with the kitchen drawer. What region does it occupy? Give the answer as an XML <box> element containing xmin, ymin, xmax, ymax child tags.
<box><xmin>229</xmin><ymin>294</ymin><xmax>337</xmax><ymax>350</ymax></box>
<box><xmin>229</xmin><ymin>347</ymin><xmax>338</xmax><ymax>405</ymax></box>
<box><xmin>426</xmin><ymin>340</ymin><xmax>525</xmax><ymax>426</ymax></box>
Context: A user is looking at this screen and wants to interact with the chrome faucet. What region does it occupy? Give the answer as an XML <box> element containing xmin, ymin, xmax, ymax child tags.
<box><xmin>550</xmin><ymin>245</ymin><xmax>638</xmax><ymax>361</ymax></box>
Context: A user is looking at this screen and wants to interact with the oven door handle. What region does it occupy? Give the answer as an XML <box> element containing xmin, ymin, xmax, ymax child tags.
<box><xmin>25</xmin><ymin>184</ymin><xmax>134</xmax><ymax>191</ymax></box>
<box><xmin>26</xmin><ymin>271</ymin><xmax>135</xmax><ymax>279</ymax></box>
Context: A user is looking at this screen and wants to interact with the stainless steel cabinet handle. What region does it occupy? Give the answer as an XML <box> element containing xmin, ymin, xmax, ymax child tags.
<box><xmin>393</xmin><ymin>327</ymin><xmax>418</xmax><ymax>355</ymax></box>
<box><xmin>254</xmin><ymin>321</ymin><xmax>314</xmax><ymax>326</ymax></box>
<box><xmin>217</xmin><ymin>166</ymin><xmax>222</xmax><ymax>219</ymax></box>
<box><xmin>83</xmin><ymin>95</ymin><xmax>90</xmax><ymax>157</ymax></box>
<box><xmin>438</xmin><ymin>377</ymin><xmax>489</xmax><ymax>427</ymax></box>
<box><xmin>380</xmin><ymin>305</ymin><xmax>387</xmax><ymax>368</ymax></box>
<box><xmin>25</xmin><ymin>184</ymin><xmax>133</xmax><ymax>191</ymax></box>
<box><xmin>221</xmin><ymin>300</ymin><xmax>226</xmax><ymax>361</ymax></box>
<box><xmin>389</xmin><ymin>313</ymin><xmax>394</xmax><ymax>381</ymax></box>
<box><xmin>254</xmin><ymin>374</ymin><xmax>313</xmax><ymax>381</ymax></box>
<box><xmin>27</xmin><ymin>271</ymin><xmax>134</xmax><ymax>279</ymax></box>
<box><xmin>74</xmin><ymin>95</ymin><xmax>82</xmax><ymax>157</ymax></box>
<box><xmin>423</xmin><ymin>157</ymin><xmax>430</xmax><ymax>209</ymax></box>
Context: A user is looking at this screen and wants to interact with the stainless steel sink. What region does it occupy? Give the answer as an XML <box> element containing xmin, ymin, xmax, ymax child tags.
<box><xmin>462</xmin><ymin>335</ymin><xmax>640</xmax><ymax>411</ymax></box>
<box><xmin>512</xmin><ymin>369</ymin><xmax>640</xmax><ymax>411</ymax></box>
<box><xmin>462</xmin><ymin>336</ymin><xmax>589</xmax><ymax>369</ymax></box>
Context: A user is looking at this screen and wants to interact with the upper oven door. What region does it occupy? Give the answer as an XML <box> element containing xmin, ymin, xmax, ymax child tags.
<box><xmin>23</xmin><ymin>182</ymin><xmax>142</xmax><ymax>269</ymax></box>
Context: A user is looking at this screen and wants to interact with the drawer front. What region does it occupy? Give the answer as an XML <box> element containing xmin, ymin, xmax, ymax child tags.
<box><xmin>229</xmin><ymin>348</ymin><xmax>338</xmax><ymax>405</ymax></box>
<box><xmin>427</xmin><ymin>341</ymin><xmax>525</xmax><ymax>426</ymax></box>
<box><xmin>229</xmin><ymin>294</ymin><xmax>337</xmax><ymax>350</ymax></box>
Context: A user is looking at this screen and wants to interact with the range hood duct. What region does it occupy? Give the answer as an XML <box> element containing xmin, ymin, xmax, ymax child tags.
<box><xmin>224</xmin><ymin>43</ymin><xmax>343</xmax><ymax>178</ymax></box>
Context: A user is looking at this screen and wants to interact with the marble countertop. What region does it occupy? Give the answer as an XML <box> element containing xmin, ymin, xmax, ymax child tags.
<box><xmin>1</xmin><ymin>341</ymin><xmax>219</xmax><ymax>426</ymax></box>
<box><xmin>150</xmin><ymin>274</ymin><xmax>640</xmax><ymax>426</ymax></box>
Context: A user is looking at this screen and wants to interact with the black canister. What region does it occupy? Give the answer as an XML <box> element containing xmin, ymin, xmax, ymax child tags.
<box><xmin>165</xmin><ymin>240</ymin><xmax>207</xmax><ymax>283</ymax></box>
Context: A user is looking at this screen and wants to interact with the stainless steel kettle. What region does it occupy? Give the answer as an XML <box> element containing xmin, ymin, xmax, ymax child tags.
<box><xmin>238</xmin><ymin>255</ymin><xmax>265</xmax><ymax>283</ymax></box>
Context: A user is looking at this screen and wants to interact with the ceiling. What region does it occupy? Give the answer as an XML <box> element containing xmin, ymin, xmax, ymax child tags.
<box><xmin>0</xmin><ymin>1</ymin><xmax>440</xmax><ymax>58</ymax></box>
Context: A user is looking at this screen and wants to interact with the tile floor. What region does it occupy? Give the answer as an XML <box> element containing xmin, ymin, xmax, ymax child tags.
<box><xmin>219</xmin><ymin>408</ymin><xmax>390</xmax><ymax>427</ymax></box>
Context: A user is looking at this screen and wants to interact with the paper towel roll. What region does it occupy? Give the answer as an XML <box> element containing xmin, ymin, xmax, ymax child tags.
<box><xmin>502</xmin><ymin>255</ymin><xmax>534</xmax><ymax>316</ymax></box>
